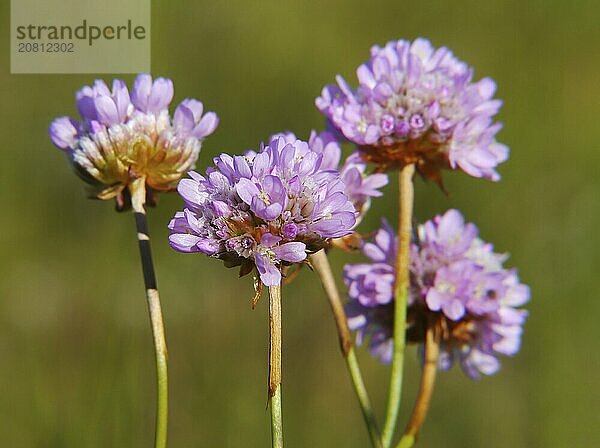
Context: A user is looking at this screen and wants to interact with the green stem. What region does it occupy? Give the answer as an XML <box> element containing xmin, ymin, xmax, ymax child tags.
<box><xmin>347</xmin><ymin>349</ymin><xmax>383</xmax><ymax>447</ymax></box>
<box><xmin>130</xmin><ymin>178</ymin><xmax>168</xmax><ymax>448</ymax></box>
<box><xmin>310</xmin><ymin>250</ymin><xmax>382</xmax><ymax>448</ymax></box>
<box><xmin>396</xmin><ymin>320</ymin><xmax>440</xmax><ymax>448</ymax></box>
<box><xmin>396</xmin><ymin>433</ymin><xmax>415</xmax><ymax>448</ymax></box>
<box><xmin>270</xmin><ymin>386</ymin><xmax>283</xmax><ymax>448</ymax></box>
<box><xmin>268</xmin><ymin>285</ymin><xmax>284</xmax><ymax>448</ymax></box>
<box><xmin>381</xmin><ymin>164</ymin><xmax>415</xmax><ymax>448</ymax></box>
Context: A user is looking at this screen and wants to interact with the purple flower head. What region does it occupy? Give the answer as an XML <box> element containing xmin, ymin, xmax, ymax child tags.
<box><xmin>317</xmin><ymin>38</ymin><xmax>508</xmax><ymax>182</ymax></box>
<box><xmin>169</xmin><ymin>136</ymin><xmax>358</xmax><ymax>286</ymax></box>
<box><xmin>49</xmin><ymin>75</ymin><xmax>218</xmax><ymax>209</ymax></box>
<box><xmin>270</xmin><ymin>130</ymin><xmax>388</xmax><ymax>220</ymax></box>
<box><xmin>344</xmin><ymin>210</ymin><xmax>529</xmax><ymax>378</ymax></box>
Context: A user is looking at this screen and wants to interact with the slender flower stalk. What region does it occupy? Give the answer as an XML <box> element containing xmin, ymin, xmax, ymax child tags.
<box><xmin>396</xmin><ymin>319</ymin><xmax>440</xmax><ymax>448</ymax></box>
<box><xmin>310</xmin><ymin>250</ymin><xmax>353</xmax><ymax>355</ymax></box>
<box><xmin>269</xmin><ymin>285</ymin><xmax>284</xmax><ymax>448</ymax></box>
<box><xmin>382</xmin><ymin>164</ymin><xmax>415</xmax><ymax>447</ymax></box>
<box><xmin>310</xmin><ymin>250</ymin><xmax>382</xmax><ymax>448</ymax></box>
<box><xmin>130</xmin><ymin>177</ymin><xmax>169</xmax><ymax>448</ymax></box>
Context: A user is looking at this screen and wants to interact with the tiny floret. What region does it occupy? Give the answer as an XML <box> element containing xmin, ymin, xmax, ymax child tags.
<box><xmin>271</xmin><ymin>130</ymin><xmax>389</xmax><ymax>218</ymax></box>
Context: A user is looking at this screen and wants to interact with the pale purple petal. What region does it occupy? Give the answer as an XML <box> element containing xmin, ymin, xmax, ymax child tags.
<box><xmin>274</xmin><ymin>242</ymin><xmax>306</xmax><ymax>263</ymax></box>
<box><xmin>169</xmin><ymin>233</ymin><xmax>203</xmax><ymax>252</ymax></box>
<box><xmin>236</xmin><ymin>178</ymin><xmax>260</xmax><ymax>205</ymax></box>
<box><xmin>49</xmin><ymin>117</ymin><xmax>78</xmax><ymax>150</ymax></box>
<box><xmin>260</xmin><ymin>233</ymin><xmax>281</xmax><ymax>248</ymax></box>
<box><xmin>192</xmin><ymin>112</ymin><xmax>219</xmax><ymax>138</ymax></box>
<box><xmin>255</xmin><ymin>253</ymin><xmax>281</xmax><ymax>286</ymax></box>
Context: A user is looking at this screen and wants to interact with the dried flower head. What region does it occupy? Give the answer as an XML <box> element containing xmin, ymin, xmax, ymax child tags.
<box><xmin>49</xmin><ymin>74</ymin><xmax>218</xmax><ymax>208</ymax></box>
<box><xmin>169</xmin><ymin>136</ymin><xmax>357</xmax><ymax>286</ymax></box>
<box><xmin>317</xmin><ymin>38</ymin><xmax>508</xmax><ymax>184</ymax></box>
<box><xmin>344</xmin><ymin>210</ymin><xmax>529</xmax><ymax>378</ymax></box>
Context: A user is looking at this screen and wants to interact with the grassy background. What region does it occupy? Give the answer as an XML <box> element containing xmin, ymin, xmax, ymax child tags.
<box><xmin>1</xmin><ymin>0</ymin><xmax>599</xmax><ymax>446</ymax></box>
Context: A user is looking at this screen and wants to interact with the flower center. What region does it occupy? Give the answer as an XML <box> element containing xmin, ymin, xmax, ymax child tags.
<box><xmin>356</xmin><ymin>118</ymin><xmax>368</xmax><ymax>134</ymax></box>
<box><xmin>258</xmin><ymin>190</ymin><xmax>271</xmax><ymax>205</ymax></box>
<box><xmin>436</xmin><ymin>281</ymin><xmax>456</xmax><ymax>295</ymax></box>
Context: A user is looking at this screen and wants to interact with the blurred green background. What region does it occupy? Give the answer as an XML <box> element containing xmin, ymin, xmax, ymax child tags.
<box><xmin>1</xmin><ymin>0</ymin><xmax>598</xmax><ymax>446</ymax></box>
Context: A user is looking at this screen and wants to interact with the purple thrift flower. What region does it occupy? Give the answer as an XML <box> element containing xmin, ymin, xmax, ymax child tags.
<box><xmin>344</xmin><ymin>209</ymin><xmax>529</xmax><ymax>378</ymax></box>
<box><xmin>237</xmin><ymin>175</ymin><xmax>288</xmax><ymax>221</ymax></box>
<box><xmin>271</xmin><ymin>130</ymin><xmax>388</xmax><ymax>219</ymax></box>
<box><xmin>49</xmin><ymin>74</ymin><xmax>218</xmax><ymax>208</ymax></box>
<box><xmin>168</xmin><ymin>136</ymin><xmax>358</xmax><ymax>286</ymax></box>
<box><xmin>173</xmin><ymin>99</ymin><xmax>219</xmax><ymax>139</ymax></box>
<box><xmin>76</xmin><ymin>79</ymin><xmax>131</xmax><ymax>126</ymax></box>
<box><xmin>131</xmin><ymin>74</ymin><xmax>174</xmax><ymax>114</ymax></box>
<box><xmin>48</xmin><ymin>117</ymin><xmax>78</xmax><ymax>150</ymax></box>
<box><xmin>317</xmin><ymin>38</ymin><xmax>508</xmax><ymax>182</ymax></box>
<box><xmin>339</xmin><ymin>152</ymin><xmax>388</xmax><ymax>217</ymax></box>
